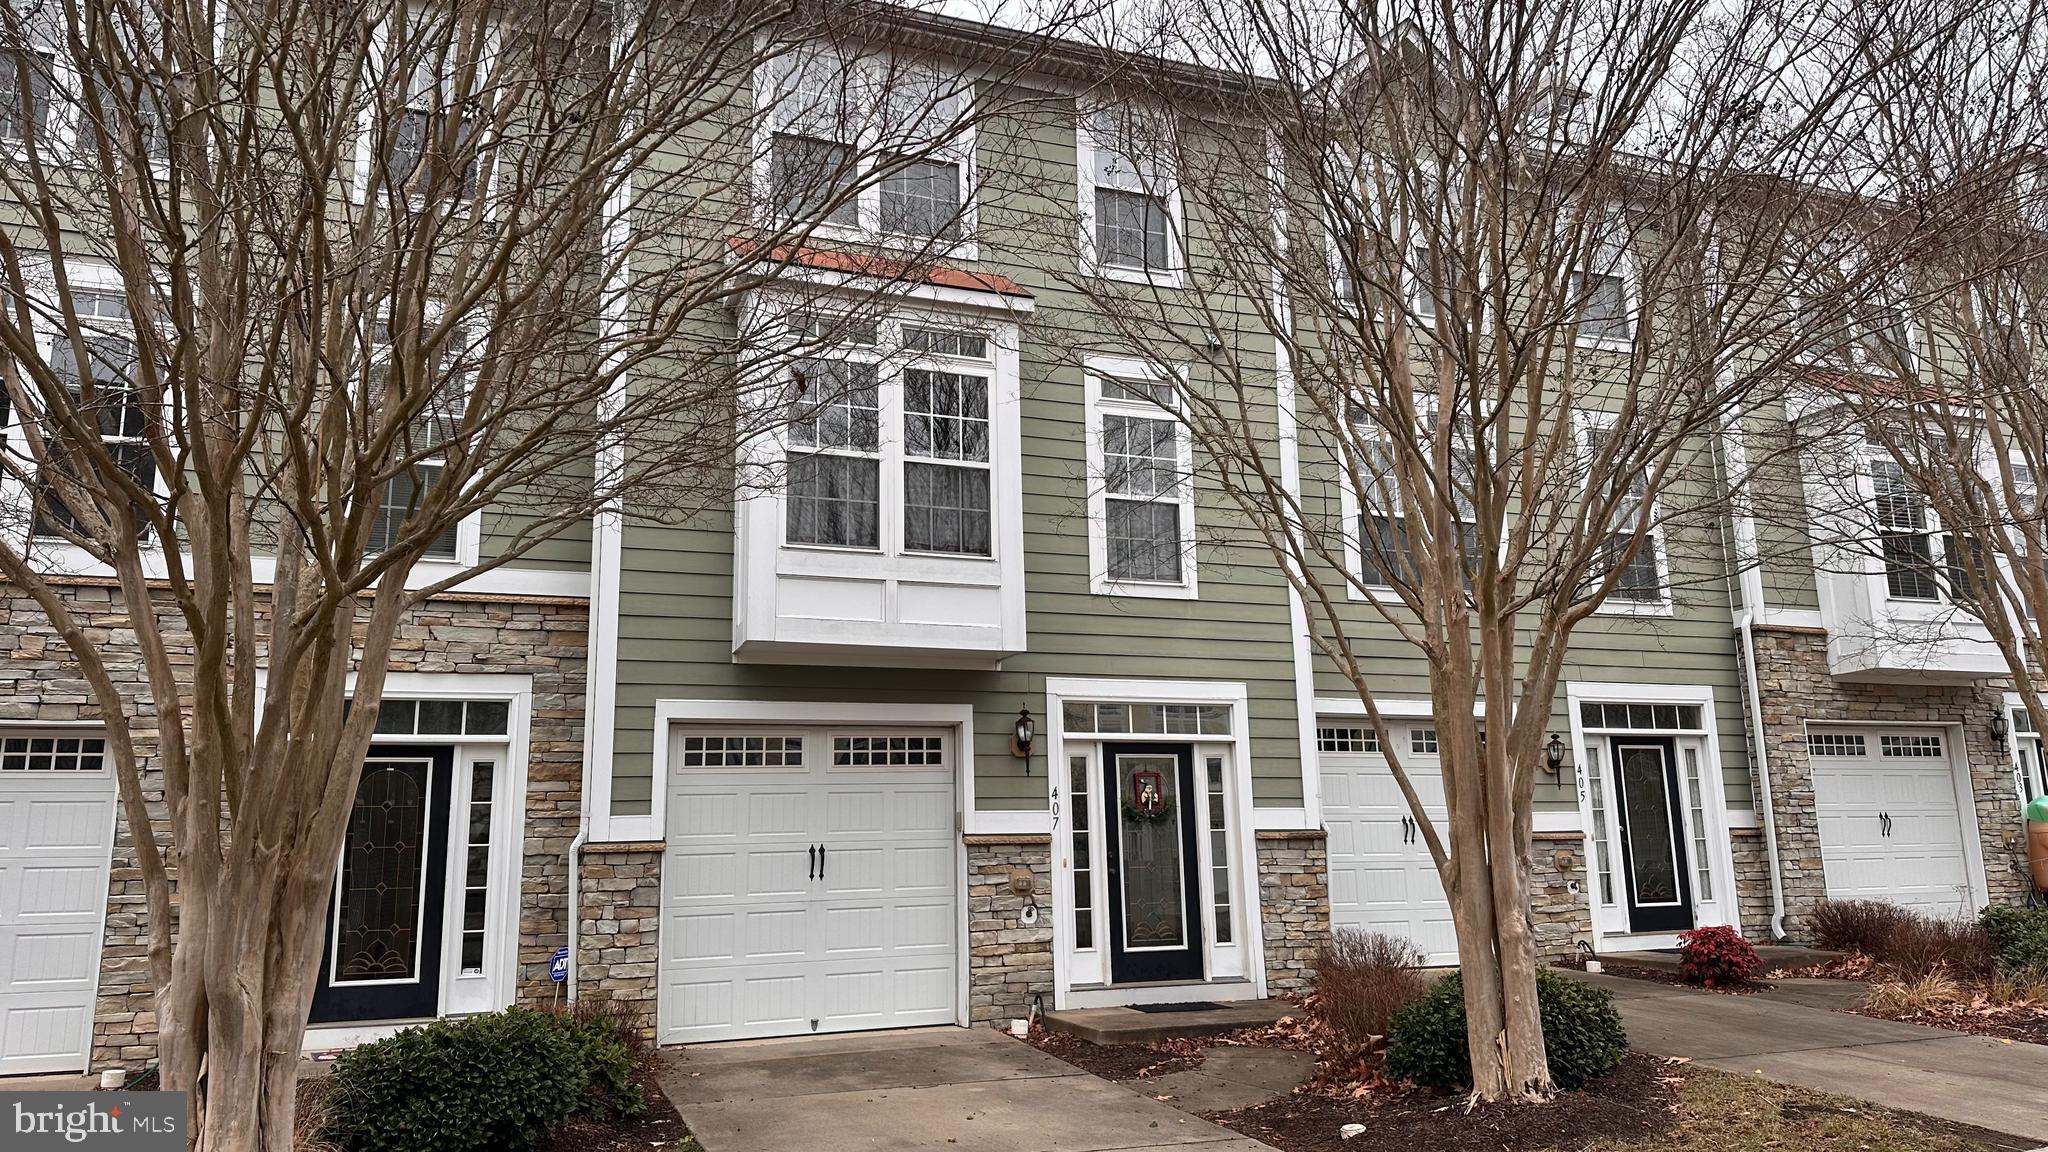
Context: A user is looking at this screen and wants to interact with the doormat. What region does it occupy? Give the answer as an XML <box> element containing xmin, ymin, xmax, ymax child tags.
<box><xmin>1131</xmin><ymin>1001</ymin><xmax>1224</xmax><ymax>1013</ymax></box>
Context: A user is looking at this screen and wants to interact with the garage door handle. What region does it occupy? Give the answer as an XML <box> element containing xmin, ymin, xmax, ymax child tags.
<box><xmin>809</xmin><ymin>845</ymin><xmax>817</xmax><ymax>880</ymax></box>
<box><xmin>819</xmin><ymin>844</ymin><xmax>826</xmax><ymax>878</ymax></box>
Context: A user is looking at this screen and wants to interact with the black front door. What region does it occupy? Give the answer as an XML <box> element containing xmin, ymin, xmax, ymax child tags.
<box><xmin>310</xmin><ymin>745</ymin><xmax>455</xmax><ymax>1024</ymax></box>
<box><xmin>1102</xmin><ymin>743</ymin><xmax>1203</xmax><ymax>983</ymax></box>
<box><xmin>1611</xmin><ymin>737</ymin><xmax>1694</xmax><ymax>933</ymax></box>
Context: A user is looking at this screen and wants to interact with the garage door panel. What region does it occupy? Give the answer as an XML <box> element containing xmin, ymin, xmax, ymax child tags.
<box><xmin>0</xmin><ymin>763</ymin><xmax>115</xmax><ymax>1075</ymax></box>
<box><xmin>1808</xmin><ymin>727</ymin><xmax>1972</xmax><ymax>918</ymax></box>
<box><xmin>659</xmin><ymin>726</ymin><xmax>958</xmax><ymax>1045</ymax></box>
<box><xmin>1323</xmin><ymin>751</ymin><xmax>1457</xmax><ymax>966</ymax></box>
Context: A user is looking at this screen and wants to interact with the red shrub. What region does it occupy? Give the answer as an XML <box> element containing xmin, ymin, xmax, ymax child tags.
<box><xmin>1677</xmin><ymin>925</ymin><xmax>1762</xmax><ymax>987</ymax></box>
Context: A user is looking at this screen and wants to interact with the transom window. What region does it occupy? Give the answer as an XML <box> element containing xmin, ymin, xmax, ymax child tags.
<box><xmin>761</xmin><ymin>47</ymin><xmax>971</xmax><ymax>243</ymax></box>
<box><xmin>831</xmin><ymin>734</ymin><xmax>944</xmax><ymax>766</ymax></box>
<box><xmin>1578</xmin><ymin>701</ymin><xmax>1705</xmax><ymax>731</ymax></box>
<box><xmin>680</xmin><ymin>734</ymin><xmax>805</xmax><ymax>768</ymax></box>
<box><xmin>370</xmin><ymin>697</ymin><xmax>510</xmax><ymax>737</ymax></box>
<box><xmin>1060</xmin><ymin>701</ymin><xmax>1231</xmax><ymax>736</ymax></box>
<box><xmin>783</xmin><ymin>319</ymin><xmax>998</xmax><ymax>559</ymax></box>
<box><xmin>0</xmin><ymin>735</ymin><xmax>107</xmax><ymax>771</ymax></box>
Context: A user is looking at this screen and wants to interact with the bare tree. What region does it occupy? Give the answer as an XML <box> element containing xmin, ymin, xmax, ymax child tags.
<box><xmin>0</xmin><ymin>0</ymin><xmax>1090</xmax><ymax>1146</ymax></box>
<box><xmin>1038</xmin><ymin>0</ymin><xmax>2027</xmax><ymax>1101</ymax></box>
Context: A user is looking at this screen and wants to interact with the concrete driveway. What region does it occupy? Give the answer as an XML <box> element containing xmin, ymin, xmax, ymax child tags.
<box><xmin>1575</xmin><ymin>969</ymin><xmax>2048</xmax><ymax>1144</ymax></box>
<box><xmin>658</xmin><ymin>1026</ymin><xmax>1281</xmax><ymax>1152</ymax></box>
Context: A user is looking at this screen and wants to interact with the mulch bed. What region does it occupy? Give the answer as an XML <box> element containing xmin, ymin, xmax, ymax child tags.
<box><xmin>1024</xmin><ymin>1025</ymin><xmax>1209</xmax><ymax>1080</ymax></box>
<box><xmin>1556</xmin><ymin>957</ymin><xmax>1769</xmax><ymax>995</ymax></box>
<box><xmin>1856</xmin><ymin>1001</ymin><xmax>2048</xmax><ymax>1045</ymax></box>
<box><xmin>1211</xmin><ymin>1051</ymin><xmax>1683</xmax><ymax>1152</ymax></box>
<box><xmin>538</xmin><ymin>1057</ymin><xmax>697</xmax><ymax>1152</ymax></box>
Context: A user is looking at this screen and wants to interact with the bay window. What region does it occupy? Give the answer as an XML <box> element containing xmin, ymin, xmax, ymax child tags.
<box><xmin>32</xmin><ymin>288</ymin><xmax>154</xmax><ymax>538</ymax></box>
<box><xmin>783</xmin><ymin>321</ymin><xmax>994</xmax><ymax>558</ymax></box>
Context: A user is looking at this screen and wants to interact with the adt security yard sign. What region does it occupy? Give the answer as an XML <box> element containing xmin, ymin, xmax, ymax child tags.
<box><xmin>550</xmin><ymin>946</ymin><xmax>569</xmax><ymax>984</ymax></box>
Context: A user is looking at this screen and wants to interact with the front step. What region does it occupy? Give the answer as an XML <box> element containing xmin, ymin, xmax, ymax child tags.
<box><xmin>1042</xmin><ymin>999</ymin><xmax>1292</xmax><ymax>1046</ymax></box>
<box><xmin>1601</xmin><ymin>944</ymin><xmax>1842</xmax><ymax>974</ymax></box>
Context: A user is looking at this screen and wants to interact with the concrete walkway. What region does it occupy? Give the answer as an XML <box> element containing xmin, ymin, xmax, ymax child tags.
<box><xmin>1571</xmin><ymin>969</ymin><xmax>2048</xmax><ymax>1144</ymax></box>
<box><xmin>658</xmin><ymin>1025</ymin><xmax>1282</xmax><ymax>1152</ymax></box>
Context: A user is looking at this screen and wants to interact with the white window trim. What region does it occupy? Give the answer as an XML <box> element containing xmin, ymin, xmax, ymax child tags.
<box><xmin>1574</xmin><ymin>408</ymin><xmax>1673</xmax><ymax>616</ymax></box>
<box><xmin>1084</xmin><ymin>356</ymin><xmax>1197</xmax><ymax>599</ymax></box>
<box><xmin>1338</xmin><ymin>394</ymin><xmax>1481</xmax><ymax>603</ymax></box>
<box><xmin>749</xmin><ymin>43</ymin><xmax>981</xmax><ymax>261</ymax></box>
<box><xmin>765</xmin><ymin>308</ymin><xmax>1010</xmax><ymax>566</ymax></box>
<box><xmin>347</xmin><ymin>12</ymin><xmax>503</xmax><ymax>209</ymax></box>
<box><xmin>1568</xmin><ymin>260</ymin><xmax>1639</xmax><ymax>353</ymax></box>
<box><xmin>1075</xmin><ymin>101</ymin><xmax>1184</xmax><ymax>288</ymax></box>
<box><xmin>1861</xmin><ymin>444</ymin><xmax>1973</xmax><ymax>613</ymax></box>
<box><xmin>5</xmin><ymin>258</ymin><xmax>172</xmax><ymax>562</ymax></box>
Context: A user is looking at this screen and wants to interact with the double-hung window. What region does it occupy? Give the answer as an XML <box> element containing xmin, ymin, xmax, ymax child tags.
<box><xmin>1868</xmin><ymin>452</ymin><xmax>1979</xmax><ymax>606</ymax></box>
<box><xmin>1088</xmin><ymin>369</ymin><xmax>1194</xmax><ymax>594</ymax></box>
<box><xmin>784</xmin><ymin>319</ymin><xmax>995</xmax><ymax>558</ymax></box>
<box><xmin>382</xmin><ymin>52</ymin><xmax>478</xmax><ymax>203</ymax></box>
<box><xmin>1080</xmin><ymin>105</ymin><xmax>1177</xmax><ymax>279</ymax></box>
<box><xmin>1579</xmin><ymin>419</ymin><xmax>1667</xmax><ymax>606</ymax></box>
<box><xmin>29</xmin><ymin>287</ymin><xmax>155</xmax><ymax>539</ymax></box>
<box><xmin>0</xmin><ymin>29</ymin><xmax>54</xmax><ymax>151</ymax></box>
<box><xmin>762</xmin><ymin>48</ymin><xmax>972</xmax><ymax>244</ymax></box>
<box><xmin>363</xmin><ymin>315</ymin><xmax>464</xmax><ymax>561</ymax></box>
<box><xmin>1349</xmin><ymin>404</ymin><xmax>1478</xmax><ymax>591</ymax></box>
<box><xmin>1572</xmin><ymin>270</ymin><xmax>1633</xmax><ymax>344</ymax></box>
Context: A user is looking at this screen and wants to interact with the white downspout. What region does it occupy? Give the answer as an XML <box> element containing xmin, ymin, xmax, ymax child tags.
<box><xmin>571</xmin><ymin>126</ymin><xmax>635</xmax><ymax>1002</ymax></box>
<box><xmin>1267</xmin><ymin>132</ymin><xmax>1321</xmax><ymax>834</ymax></box>
<box><xmin>1720</xmin><ymin>406</ymin><xmax>1789</xmax><ymax>939</ymax></box>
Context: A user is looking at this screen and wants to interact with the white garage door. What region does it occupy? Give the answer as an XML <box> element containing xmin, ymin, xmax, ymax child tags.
<box><xmin>1806</xmin><ymin>727</ymin><xmax>1974</xmax><ymax>917</ymax></box>
<box><xmin>0</xmin><ymin>734</ymin><xmax>117</xmax><ymax>1075</ymax></box>
<box><xmin>659</xmin><ymin>728</ymin><xmax>958</xmax><ymax>1044</ymax></box>
<box><xmin>1320</xmin><ymin>726</ymin><xmax>1458</xmax><ymax>965</ymax></box>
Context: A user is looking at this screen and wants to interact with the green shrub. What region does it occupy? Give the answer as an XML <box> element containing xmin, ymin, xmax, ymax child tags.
<box><xmin>554</xmin><ymin>1007</ymin><xmax>648</xmax><ymax>1121</ymax></box>
<box><xmin>322</xmin><ymin>1008</ymin><xmax>588</xmax><ymax>1152</ymax></box>
<box><xmin>1384</xmin><ymin>968</ymin><xmax>1627</xmax><ymax>1092</ymax></box>
<box><xmin>1981</xmin><ymin>905</ymin><xmax>2048</xmax><ymax>976</ymax></box>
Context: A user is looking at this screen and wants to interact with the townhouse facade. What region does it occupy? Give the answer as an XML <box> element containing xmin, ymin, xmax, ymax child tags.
<box><xmin>0</xmin><ymin>9</ymin><xmax>2040</xmax><ymax>1077</ymax></box>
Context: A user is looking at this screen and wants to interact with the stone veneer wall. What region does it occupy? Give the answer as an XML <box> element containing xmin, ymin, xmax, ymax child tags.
<box><xmin>965</xmin><ymin>836</ymin><xmax>1054</xmax><ymax>1026</ymax></box>
<box><xmin>1257</xmin><ymin>830</ymin><xmax>1329</xmax><ymax>996</ymax></box>
<box><xmin>1728</xmin><ymin>829</ymin><xmax>1776</xmax><ymax>941</ymax></box>
<box><xmin>1528</xmin><ymin>831</ymin><xmax>1593</xmax><ymax>962</ymax></box>
<box><xmin>1748</xmin><ymin>624</ymin><xmax>2029</xmax><ymax>940</ymax></box>
<box><xmin>573</xmin><ymin>842</ymin><xmax>662</xmax><ymax>1040</ymax></box>
<box><xmin>0</xmin><ymin>581</ymin><xmax>588</xmax><ymax>1071</ymax></box>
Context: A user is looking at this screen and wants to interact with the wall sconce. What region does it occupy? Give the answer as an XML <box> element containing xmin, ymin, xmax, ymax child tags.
<box><xmin>1992</xmin><ymin>707</ymin><xmax>2010</xmax><ymax>752</ymax></box>
<box><xmin>1545</xmin><ymin>733</ymin><xmax>1569</xmax><ymax>778</ymax></box>
<box><xmin>1011</xmin><ymin>705</ymin><xmax>1036</xmax><ymax>768</ymax></box>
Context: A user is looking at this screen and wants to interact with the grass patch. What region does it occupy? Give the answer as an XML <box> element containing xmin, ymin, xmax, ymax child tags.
<box><xmin>1590</xmin><ymin>1067</ymin><xmax>2024</xmax><ymax>1152</ymax></box>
